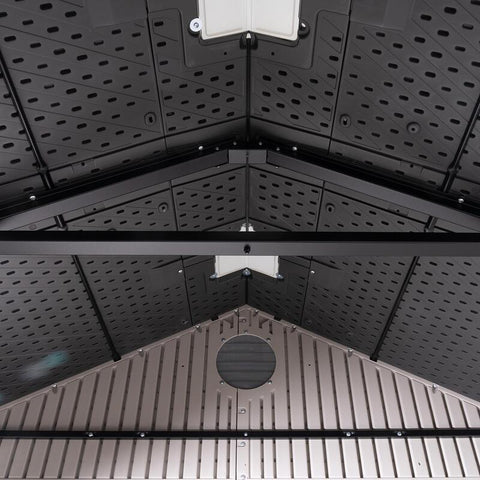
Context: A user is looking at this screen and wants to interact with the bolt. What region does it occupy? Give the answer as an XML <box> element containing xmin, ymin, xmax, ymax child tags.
<box><xmin>139</xmin><ymin>432</ymin><xmax>146</xmax><ymax>438</ymax></box>
<box><xmin>209</xmin><ymin>272</ymin><xmax>218</xmax><ymax>280</ymax></box>
<box><xmin>189</xmin><ymin>18</ymin><xmax>202</xmax><ymax>33</ymax></box>
<box><xmin>29</xmin><ymin>194</ymin><xmax>37</xmax><ymax>201</ymax></box>
<box><xmin>458</xmin><ymin>197</ymin><xmax>465</xmax><ymax>204</ymax></box>
<box><xmin>221</xmin><ymin>338</ymin><xmax>226</xmax><ymax>342</ymax></box>
<box><xmin>87</xmin><ymin>432</ymin><xmax>94</xmax><ymax>438</ymax></box>
<box><xmin>233</xmin><ymin>141</ymin><xmax>237</xmax><ymax>146</ymax></box>
<box><xmin>178</xmin><ymin>269</ymin><xmax>183</xmax><ymax>274</ymax></box>
<box><xmin>244</xmin><ymin>432</ymin><xmax>248</xmax><ymax>437</ymax></box>
<box><xmin>347</xmin><ymin>348</ymin><xmax>353</xmax><ymax>357</ymax></box>
<box><xmin>432</xmin><ymin>383</ymin><xmax>438</xmax><ymax>393</ymax></box>
<box><xmin>144</xmin><ymin>112</ymin><xmax>156</xmax><ymax>125</ymax></box>
<box><xmin>137</xmin><ymin>348</ymin><xmax>144</xmax><ymax>356</ymax></box>
<box><xmin>254</xmin><ymin>309</ymin><xmax>259</xmax><ymax>315</ymax></box>
<box><xmin>239</xmin><ymin>441</ymin><xmax>246</xmax><ymax>447</ymax></box>
<box><xmin>275</xmin><ymin>146</ymin><xmax>280</xmax><ymax>151</ymax></box>
<box><xmin>234</xmin><ymin>309</ymin><xmax>239</xmax><ymax>314</ymax></box>
<box><xmin>258</xmin><ymin>141</ymin><xmax>263</xmax><ymax>146</ymax></box>
<box><xmin>158</xmin><ymin>202</ymin><xmax>169</xmax><ymax>213</ymax></box>
<box><xmin>345</xmin><ymin>431</ymin><xmax>352</xmax><ymax>437</ymax></box>
<box><xmin>310</xmin><ymin>270</ymin><xmax>315</xmax><ymax>275</ymax></box>
<box><xmin>242</xmin><ymin>268</ymin><xmax>252</xmax><ymax>277</ymax></box>
<box><xmin>326</xmin><ymin>203</ymin><xmax>335</xmax><ymax>213</ymax></box>
<box><xmin>407</xmin><ymin>122</ymin><xmax>421</xmax><ymax>134</ymax></box>
<box><xmin>220</xmin><ymin>380</ymin><xmax>224</xmax><ymax>385</ymax></box>
<box><xmin>292</xmin><ymin>146</ymin><xmax>298</xmax><ymax>152</ymax></box>
<box><xmin>275</xmin><ymin>273</ymin><xmax>284</xmax><ymax>280</ymax></box>
<box><xmin>268</xmin><ymin>380</ymin><xmax>272</xmax><ymax>384</ymax></box>
<box><xmin>340</xmin><ymin>114</ymin><xmax>351</xmax><ymax>127</ymax></box>
<box><xmin>51</xmin><ymin>384</ymin><xmax>58</xmax><ymax>392</ymax></box>
<box><xmin>266</xmin><ymin>337</ymin><xmax>271</xmax><ymax>342</ymax></box>
<box><xmin>239</xmin><ymin>408</ymin><xmax>246</xmax><ymax>414</ymax></box>
<box><xmin>397</xmin><ymin>431</ymin><xmax>403</xmax><ymax>437</ymax></box>
<box><xmin>198</xmin><ymin>145</ymin><xmax>204</xmax><ymax>151</ymax></box>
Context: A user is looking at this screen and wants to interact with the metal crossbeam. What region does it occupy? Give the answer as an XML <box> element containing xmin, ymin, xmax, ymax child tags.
<box><xmin>1</xmin><ymin>428</ymin><xmax>479</xmax><ymax>439</ymax></box>
<box><xmin>0</xmin><ymin>149</ymin><xmax>227</xmax><ymax>230</ymax></box>
<box><xmin>267</xmin><ymin>150</ymin><xmax>480</xmax><ymax>231</ymax></box>
<box><xmin>1</xmin><ymin>231</ymin><xmax>480</xmax><ymax>256</ymax></box>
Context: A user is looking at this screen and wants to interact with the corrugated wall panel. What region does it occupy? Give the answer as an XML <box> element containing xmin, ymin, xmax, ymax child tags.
<box><xmin>0</xmin><ymin>306</ymin><xmax>479</xmax><ymax>479</ymax></box>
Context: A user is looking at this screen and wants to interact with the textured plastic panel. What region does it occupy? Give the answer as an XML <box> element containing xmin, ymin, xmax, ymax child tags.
<box><xmin>79</xmin><ymin>257</ymin><xmax>190</xmax><ymax>354</ymax></box>
<box><xmin>332</xmin><ymin>0</ymin><xmax>480</xmax><ymax>183</ymax></box>
<box><xmin>453</xmin><ymin>114</ymin><xmax>480</xmax><ymax>199</ymax></box>
<box><xmin>251</xmin><ymin>0</ymin><xmax>349</xmax><ymax>144</ymax></box>
<box><xmin>148</xmin><ymin>0</ymin><xmax>246</xmax><ymax>140</ymax></box>
<box><xmin>173</xmin><ymin>166</ymin><xmax>246</xmax><ymax>230</ymax></box>
<box><xmin>0</xmin><ymin>256</ymin><xmax>111</xmax><ymax>405</ymax></box>
<box><xmin>249</xmin><ymin>167</ymin><xmax>323</xmax><ymax>230</ymax></box>
<box><xmin>0</xmin><ymin>71</ymin><xmax>41</xmax><ymax>192</ymax></box>
<box><xmin>248</xmin><ymin>258</ymin><xmax>309</xmax><ymax>324</ymax></box>
<box><xmin>185</xmin><ymin>257</ymin><xmax>245</xmax><ymax>324</ymax></box>
<box><xmin>302</xmin><ymin>185</ymin><xmax>427</xmax><ymax>354</ymax></box>
<box><xmin>2</xmin><ymin>307</ymin><xmax>479</xmax><ymax>478</ymax></box>
<box><xmin>381</xmin><ymin>257</ymin><xmax>480</xmax><ymax>400</ymax></box>
<box><xmin>0</xmin><ymin>312</ymin><xmax>239</xmax><ymax>478</ymax></box>
<box><xmin>0</xmin><ymin>0</ymin><xmax>164</xmax><ymax>175</ymax></box>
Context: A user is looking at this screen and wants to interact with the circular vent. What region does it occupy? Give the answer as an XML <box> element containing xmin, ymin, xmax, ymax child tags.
<box><xmin>216</xmin><ymin>334</ymin><xmax>276</xmax><ymax>389</ymax></box>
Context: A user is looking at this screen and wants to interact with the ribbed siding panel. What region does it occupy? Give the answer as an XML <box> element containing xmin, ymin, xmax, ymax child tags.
<box><xmin>0</xmin><ymin>306</ymin><xmax>479</xmax><ymax>479</ymax></box>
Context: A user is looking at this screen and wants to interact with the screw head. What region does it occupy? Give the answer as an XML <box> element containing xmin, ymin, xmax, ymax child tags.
<box><xmin>340</xmin><ymin>114</ymin><xmax>351</xmax><ymax>127</ymax></box>
<box><xmin>137</xmin><ymin>348</ymin><xmax>144</xmax><ymax>356</ymax></box>
<box><xmin>432</xmin><ymin>383</ymin><xmax>438</xmax><ymax>392</ymax></box>
<box><xmin>144</xmin><ymin>112</ymin><xmax>156</xmax><ymax>125</ymax></box>
<box><xmin>347</xmin><ymin>348</ymin><xmax>353</xmax><ymax>357</ymax></box>
<box><xmin>51</xmin><ymin>383</ymin><xmax>58</xmax><ymax>392</ymax></box>
<box><xmin>158</xmin><ymin>202</ymin><xmax>169</xmax><ymax>213</ymax></box>
<box><xmin>87</xmin><ymin>432</ymin><xmax>94</xmax><ymax>438</ymax></box>
<box><xmin>326</xmin><ymin>203</ymin><xmax>335</xmax><ymax>213</ymax></box>
<box><xmin>407</xmin><ymin>122</ymin><xmax>421</xmax><ymax>134</ymax></box>
<box><xmin>239</xmin><ymin>408</ymin><xmax>246</xmax><ymax>414</ymax></box>
<box><xmin>239</xmin><ymin>441</ymin><xmax>246</xmax><ymax>447</ymax></box>
<box><xmin>397</xmin><ymin>431</ymin><xmax>403</xmax><ymax>437</ymax></box>
<box><xmin>242</xmin><ymin>268</ymin><xmax>252</xmax><ymax>277</ymax></box>
<box><xmin>266</xmin><ymin>337</ymin><xmax>271</xmax><ymax>342</ymax></box>
<box><xmin>310</xmin><ymin>270</ymin><xmax>315</xmax><ymax>275</ymax></box>
<box><xmin>139</xmin><ymin>432</ymin><xmax>146</xmax><ymax>438</ymax></box>
<box><xmin>189</xmin><ymin>18</ymin><xmax>202</xmax><ymax>33</ymax></box>
<box><xmin>345</xmin><ymin>431</ymin><xmax>352</xmax><ymax>437</ymax></box>
<box><xmin>268</xmin><ymin>379</ymin><xmax>272</xmax><ymax>384</ymax></box>
<box><xmin>178</xmin><ymin>269</ymin><xmax>183</xmax><ymax>274</ymax></box>
<box><xmin>221</xmin><ymin>338</ymin><xmax>226</xmax><ymax>342</ymax></box>
<box><xmin>198</xmin><ymin>145</ymin><xmax>204</xmax><ymax>151</ymax></box>
<box><xmin>244</xmin><ymin>432</ymin><xmax>248</xmax><ymax>437</ymax></box>
<box><xmin>458</xmin><ymin>197</ymin><xmax>465</xmax><ymax>204</ymax></box>
<box><xmin>209</xmin><ymin>272</ymin><xmax>218</xmax><ymax>280</ymax></box>
<box><xmin>29</xmin><ymin>194</ymin><xmax>37</xmax><ymax>201</ymax></box>
<box><xmin>275</xmin><ymin>273</ymin><xmax>284</xmax><ymax>281</ymax></box>
<box><xmin>292</xmin><ymin>146</ymin><xmax>298</xmax><ymax>152</ymax></box>
<box><xmin>220</xmin><ymin>380</ymin><xmax>224</xmax><ymax>385</ymax></box>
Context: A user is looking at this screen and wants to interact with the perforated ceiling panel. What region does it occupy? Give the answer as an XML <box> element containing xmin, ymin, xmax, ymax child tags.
<box><xmin>302</xmin><ymin>185</ymin><xmax>428</xmax><ymax>354</ymax></box>
<box><xmin>248</xmin><ymin>258</ymin><xmax>310</xmax><ymax>324</ymax></box>
<box><xmin>331</xmin><ymin>0</ymin><xmax>480</xmax><ymax>184</ymax></box>
<box><xmin>173</xmin><ymin>166</ymin><xmax>245</xmax><ymax>230</ymax></box>
<box><xmin>148</xmin><ymin>0</ymin><xmax>246</xmax><ymax>143</ymax></box>
<box><xmin>0</xmin><ymin>0</ymin><xmax>164</xmax><ymax>180</ymax></box>
<box><xmin>251</xmin><ymin>0</ymin><xmax>349</xmax><ymax>147</ymax></box>
<box><xmin>0</xmin><ymin>70</ymin><xmax>41</xmax><ymax>196</ymax></box>
<box><xmin>249</xmin><ymin>167</ymin><xmax>323</xmax><ymax>231</ymax></box>
<box><xmin>0</xmin><ymin>255</ymin><xmax>111</xmax><ymax>405</ymax></box>
<box><xmin>78</xmin><ymin>257</ymin><xmax>190</xmax><ymax>354</ymax></box>
<box><xmin>380</xmin><ymin>257</ymin><xmax>480</xmax><ymax>400</ymax></box>
<box><xmin>453</xmin><ymin>114</ymin><xmax>480</xmax><ymax>199</ymax></box>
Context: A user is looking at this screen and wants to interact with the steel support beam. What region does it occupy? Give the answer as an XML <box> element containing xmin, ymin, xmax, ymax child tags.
<box><xmin>267</xmin><ymin>150</ymin><xmax>480</xmax><ymax>231</ymax></box>
<box><xmin>1</xmin><ymin>231</ymin><xmax>480</xmax><ymax>256</ymax></box>
<box><xmin>0</xmin><ymin>428</ymin><xmax>479</xmax><ymax>440</ymax></box>
<box><xmin>0</xmin><ymin>149</ymin><xmax>228</xmax><ymax>230</ymax></box>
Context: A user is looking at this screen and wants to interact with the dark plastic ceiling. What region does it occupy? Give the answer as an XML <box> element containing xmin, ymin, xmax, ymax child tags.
<box><xmin>0</xmin><ymin>0</ymin><xmax>479</xmax><ymax>405</ymax></box>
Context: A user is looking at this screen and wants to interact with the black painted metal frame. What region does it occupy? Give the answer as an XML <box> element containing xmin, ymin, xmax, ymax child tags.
<box><xmin>1</xmin><ymin>231</ymin><xmax>480</xmax><ymax>256</ymax></box>
<box><xmin>1</xmin><ymin>428</ymin><xmax>479</xmax><ymax>439</ymax></box>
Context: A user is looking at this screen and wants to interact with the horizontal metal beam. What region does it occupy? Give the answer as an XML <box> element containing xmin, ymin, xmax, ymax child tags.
<box><xmin>267</xmin><ymin>150</ymin><xmax>480</xmax><ymax>231</ymax></box>
<box><xmin>0</xmin><ymin>149</ymin><xmax>228</xmax><ymax>230</ymax></box>
<box><xmin>1</xmin><ymin>231</ymin><xmax>480</xmax><ymax>256</ymax></box>
<box><xmin>1</xmin><ymin>428</ymin><xmax>479</xmax><ymax>439</ymax></box>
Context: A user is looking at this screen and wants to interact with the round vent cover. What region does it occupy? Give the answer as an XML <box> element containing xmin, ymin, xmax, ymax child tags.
<box><xmin>216</xmin><ymin>334</ymin><xmax>276</xmax><ymax>389</ymax></box>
